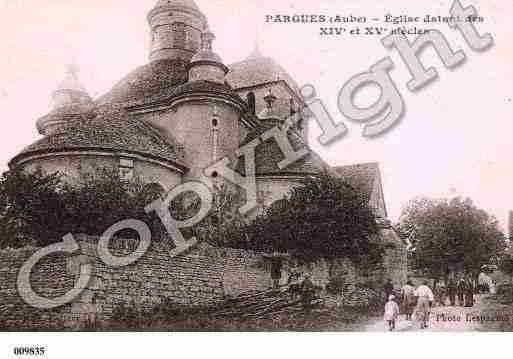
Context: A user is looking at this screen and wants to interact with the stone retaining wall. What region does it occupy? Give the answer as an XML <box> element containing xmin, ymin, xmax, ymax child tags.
<box><xmin>0</xmin><ymin>235</ymin><xmax>278</xmax><ymax>329</ymax></box>
<box><xmin>0</xmin><ymin>230</ymin><xmax>408</xmax><ymax>330</ymax></box>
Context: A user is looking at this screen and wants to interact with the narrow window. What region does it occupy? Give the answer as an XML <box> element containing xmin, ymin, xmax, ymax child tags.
<box><xmin>119</xmin><ymin>158</ymin><xmax>134</xmax><ymax>181</ymax></box>
<box><xmin>247</xmin><ymin>92</ymin><xmax>256</xmax><ymax>115</ymax></box>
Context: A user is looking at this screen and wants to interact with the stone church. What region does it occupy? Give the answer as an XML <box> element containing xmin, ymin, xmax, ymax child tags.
<box><xmin>9</xmin><ymin>0</ymin><xmax>323</xmax><ymax>210</ymax></box>
<box><xmin>8</xmin><ymin>0</ymin><xmax>407</xmax><ymax>285</ymax></box>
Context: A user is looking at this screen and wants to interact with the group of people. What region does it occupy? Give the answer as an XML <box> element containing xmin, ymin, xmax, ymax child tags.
<box><xmin>384</xmin><ymin>279</ymin><xmax>434</xmax><ymax>331</ymax></box>
<box><xmin>434</xmin><ymin>277</ymin><xmax>475</xmax><ymax>307</ymax></box>
<box><xmin>383</xmin><ymin>277</ymin><xmax>476</xmax><ymax>331</ymax></box>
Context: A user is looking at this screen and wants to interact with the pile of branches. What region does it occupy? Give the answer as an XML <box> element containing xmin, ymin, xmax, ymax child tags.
<box><xmin>213</xmin><ymin>285</ymin><xmax>324</xmax><ymax>321</ymax></box>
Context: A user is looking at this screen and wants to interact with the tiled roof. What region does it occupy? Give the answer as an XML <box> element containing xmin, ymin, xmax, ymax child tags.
<box><xmin>236</xmin><ymin>123</ymin><xmax>328</xmax><ymax>177</ymax></box>
<box><xmin>125</xmin><ymin>80</ymin><xmax>247</xmax><ymax>108</ymax></box>
<box><xmin>332</xmin><ymin>163</ymin><xmax>380</xmax><ymax>200</ymax></box>
<box><xmin>10</xmin><ymin>105</ymin><xmax>187</xmax><ymax>169</ymax></box>
<box><xmin>226</xmin><ymin>56</ymin><xmax>301</xmax><ymax>95</ymax></box>
<box><xmin>97</xmin><ymin>59</ymin><xmax>188</xmax><ymax>105</ymax></box>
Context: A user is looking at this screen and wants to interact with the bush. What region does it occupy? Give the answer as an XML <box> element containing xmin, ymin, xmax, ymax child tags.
<box><xmin>0</xmin><ymin>167</ymin><xmax>168</xmax><ymax>249</ymax></box>
<box><xmin>240</xmin><ymin>172</ymin><xmax>383</xmax><ymax>263</ymax></box>
<box><xmin>326</xmin><ymin>278</ymin><xmax>347</xmax><ymax>295</ymax></box>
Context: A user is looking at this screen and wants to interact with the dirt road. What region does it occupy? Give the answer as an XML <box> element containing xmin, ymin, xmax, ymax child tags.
<box><xmin>363</xmin><ymin>294</ymin><xmax>513</xmax><ymax>332</ymax></box>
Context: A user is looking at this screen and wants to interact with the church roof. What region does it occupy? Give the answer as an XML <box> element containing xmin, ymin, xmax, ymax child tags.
<box><xmin>236</xmin><ymin>123</ymin><xmax>329</xmax><ymax>177</ymax></box>
<box><xmin>332</xmin><ymin>163</ymin><xmax>380</xmax><ymax>201</ymax></box>
<box><xmin>10</xmin><ymin>105</ymin><xmax>186</xmax><ymax>169</ymax></box>
<box><xmin>125</xmin><ymin>80</ymin><xmax>246</xmax><ymax>109</ymax></box>
<box><xmin>227</xmin><ymin>56</ymin><xmax>301</xmax><ymax>95</ymax></box>
<box><xmin>97</xmin><ymin>59</ymin><xmax>188</xmax><ymax>105</ymax></box>
<box><xmin>97</xmin><ymin>55</ymin><xmax>299</xmax><ymax>110</ymax></box>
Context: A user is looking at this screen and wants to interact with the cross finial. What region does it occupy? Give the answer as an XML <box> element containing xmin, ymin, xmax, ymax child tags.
<box><xmin>201</xmin><ymin>25</ymin><xmax>215</xmax><ymax>51</ymax></box>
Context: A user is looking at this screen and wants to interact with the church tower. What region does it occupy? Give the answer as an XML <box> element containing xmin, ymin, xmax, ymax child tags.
<box><xmin>188</xmin><ymin>27</ymin><xmax>229</xmax><ymax>83</ymax></box>
<box><xmin>36</xmin><ymin>64</ymin><xmax>93</xmax><ymax>135</ymax></box>
<box><xmin>147</xmin><ymin>0</ymin><xmax>208</xmax><ymax>62</ymax></box>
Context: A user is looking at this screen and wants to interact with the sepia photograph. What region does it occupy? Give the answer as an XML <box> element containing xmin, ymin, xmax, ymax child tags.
<box><xmin>0</xmin><ymin>0</ymin><xmax>512</xmax><ymax>357</ymax></box>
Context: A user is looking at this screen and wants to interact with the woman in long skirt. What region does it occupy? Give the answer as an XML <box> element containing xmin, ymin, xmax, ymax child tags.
<box><xmin>401</xmin><ymin>280</ymin><xmax>416</xmax><ymax>321</ymax></box>
<box><xmin>464</xmin><ymin>278</ymin><xmax>474</xmax><ymax>307</ymax></box>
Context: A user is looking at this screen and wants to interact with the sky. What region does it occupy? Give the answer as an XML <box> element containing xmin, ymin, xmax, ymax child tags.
<box><xmin>0</xmin><ymin>0</ymin><xmax>512</xmax><ymax>231</ymax></box>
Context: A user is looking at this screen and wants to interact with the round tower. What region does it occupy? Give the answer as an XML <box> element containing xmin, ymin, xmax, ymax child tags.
<box><xmin>147</xmin><ymin>0</ymin><xmax>208</xmax><ymax>62</ymax></box>
<box><xmin>188</xmin><ymin>28</ymin><xmax>228</xmax><ymax>83</ymax></box>
<box><xmin>51</xmin><ymin>64</ymin><xmax>91</xmax><ymax>109</ymax></box>
<box><xmin>36</xmin><ymin>64</ymin><xmax>94</xmax><ymax>135</ymax></box>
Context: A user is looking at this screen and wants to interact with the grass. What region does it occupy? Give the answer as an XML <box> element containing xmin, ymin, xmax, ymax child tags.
<box><xmin>89</xmin><ymin>305</ymin><xmax>376</xmax><ymax>332</ymax></box>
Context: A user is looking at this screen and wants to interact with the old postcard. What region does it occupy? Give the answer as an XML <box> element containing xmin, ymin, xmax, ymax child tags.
<box><xmin>0</xmin><ymin>0</ymin><xmax>512</xmax><ymax>357</ymax></box>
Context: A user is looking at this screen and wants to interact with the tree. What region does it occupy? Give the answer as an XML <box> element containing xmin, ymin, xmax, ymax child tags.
<box><xmin>0</xmin><ymin>167</ymin><xmax>167</xmax><ymax>249</ymax></box>
<box><xmin>194</xmin><ymin>183</ymin><xmax>248</xmax><ymax>248</ymax></box>
<box><xmin>0</xmin><ymin>168</ymin><xmax>66</xmax><ymax>247</ymax></box>
<box><xmin>499</xmin><ymin>244</ymin><xmax>513</xmax><ymax>284</ymax></box>
<box><xmin>400</xmin><ymin>196</ymin><xmax>506</xmax><ymax>280</ymax></box>
<box><xmin>242</xmin><ymin>172</ymin><xmax>383</xmax><ymax>263</ymax></box>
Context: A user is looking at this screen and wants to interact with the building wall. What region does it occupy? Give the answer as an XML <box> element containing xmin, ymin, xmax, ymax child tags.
<box><xmin>254</xmin><ymin>177</ymin><xmax>303</xmax><ymax>215</ymax></box>
<box><xmin>141</xmin><ymin>101</ymin><xmax>249</xmax><ymax>180</ymax></box>
<box><xmin>149</xmin><ymin>10</ymin><xmax>205</xmax><ymax>62</ymax></box>
<box><xmin>369</xmin><ymin>176</ymin><xmax>387</xmax><ymax>218</ymax></box>
<box><xmin>236</xmin><ymin>83</ymin><xmax>308</xmax><ymax>142</ymax></box>
<box><xmin>19</xmin><ymin>154</ymin><xmax>182</xmax><ymax>192</ymax></box>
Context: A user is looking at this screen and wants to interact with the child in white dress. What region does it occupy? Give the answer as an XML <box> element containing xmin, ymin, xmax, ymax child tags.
<box><xmin>384</xmin><ymin>295</ymin><xmax>400</xmax><ymax>331</ymax></box>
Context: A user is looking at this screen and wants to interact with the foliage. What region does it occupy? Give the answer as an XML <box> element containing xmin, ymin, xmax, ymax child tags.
<box><xmin>0</xmin><ymin>168</ymin><xmax>66</xmax><ymax>247</ymax></box>
<box><xmin>326</xmin><ymin>277</ymin><xmax>347</xmax><ymax>295</ymax></box>
<box><xmin>0</xmin><ymin>167</ymin><xmax>167</xmax><ymax>249</ymax></box>
<box><xmin>239</xmin><ymin>172</ymin><xmax>382</xmax><ymax>263</ymax></box>
<box><xmin>400</xmin><ymin>196</ymin><xmax>506</xmax><ymax>279</ymax></box>
<box><xmin>499</xmin><ymin>244</ymin><xmax>513</xmax><ymax>282</ymax></box>
<box><xmin>194</xmin><ymin>183</ymin><xmax>248</xmax><ymax>248</ymax></box>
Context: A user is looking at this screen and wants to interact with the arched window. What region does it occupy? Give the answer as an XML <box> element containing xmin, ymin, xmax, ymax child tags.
<box><xmin>247</xmin><ymin>92</ymin><xmax>256</xmax><ymax>115</ymax></box>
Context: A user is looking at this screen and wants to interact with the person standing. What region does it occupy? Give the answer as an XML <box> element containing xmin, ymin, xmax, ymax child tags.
<box><xmin>464</xmin><ymin>277</ymin><xmax>475</xmax><ymax>307</ymax></box>
<box><xmin>414</xmin><ymin>280</ymin><xmax>434</xmax><ymax>329</ymax></box>
<box><xmin>457</xmin><ymin>278</ymin><xmax>466</xmax><ymax>306</ymax></box>
<box><xmin>437</xmin><ymin>282</ymin><xmax>447</xmax><ymax>306</ymax></box>
<box><xmin>384</xmin><ymin>295</ymin><xmax>400</xmax><ymax>331</ymax></box>
<box><xmin>401</xmin><ymin>280</ymin><xmax>416</xmax><ymax>321</ymax></box>
<box><xmin>301</xmin><ymin>273</ymin><xmax>316</xmax><ymax>311</ymax></box>
<box><xmin>447</xmin><ymin>278</ymin><xmax>457</xmax><ymax>306</ymax></box>
<box><xmin>270</xmin><ymin>258</ymin><xmax>282</xmax><ymax>289</ymax></box>
<box><xmin>384</xmin><ymin>279</ymin><xmax>394</xmax><ymax>302</ymax></box>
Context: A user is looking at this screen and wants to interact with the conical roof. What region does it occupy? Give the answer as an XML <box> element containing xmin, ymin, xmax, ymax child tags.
<box><xmin>55</xmin><ymin>64</ymin><xmax>88</xmax><ymax>95</ymax></box>
<box><xmin>227</xmin><ymin>53</ymin><xmax>300</xmax><ymax>95</ymax></box>
<box><xmin>190</xmin><ymin>30</ymin><xmax>224</xmax><ymax>64</ymax></box>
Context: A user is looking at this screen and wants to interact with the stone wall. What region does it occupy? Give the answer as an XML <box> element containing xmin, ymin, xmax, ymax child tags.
<box><xmin>0</xmin><ymin>247</ymin><xmax>75</xmax><ymax>329</ymax></box>
<box><xmin>0</xmin><ymin>229</ymin><xmax>408</xmax><ymax>329</ymax></box>
<box><xmin>0</xmin><ymin>236</ymin><xmax>277</xmax><ymax>329</ymax></box>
